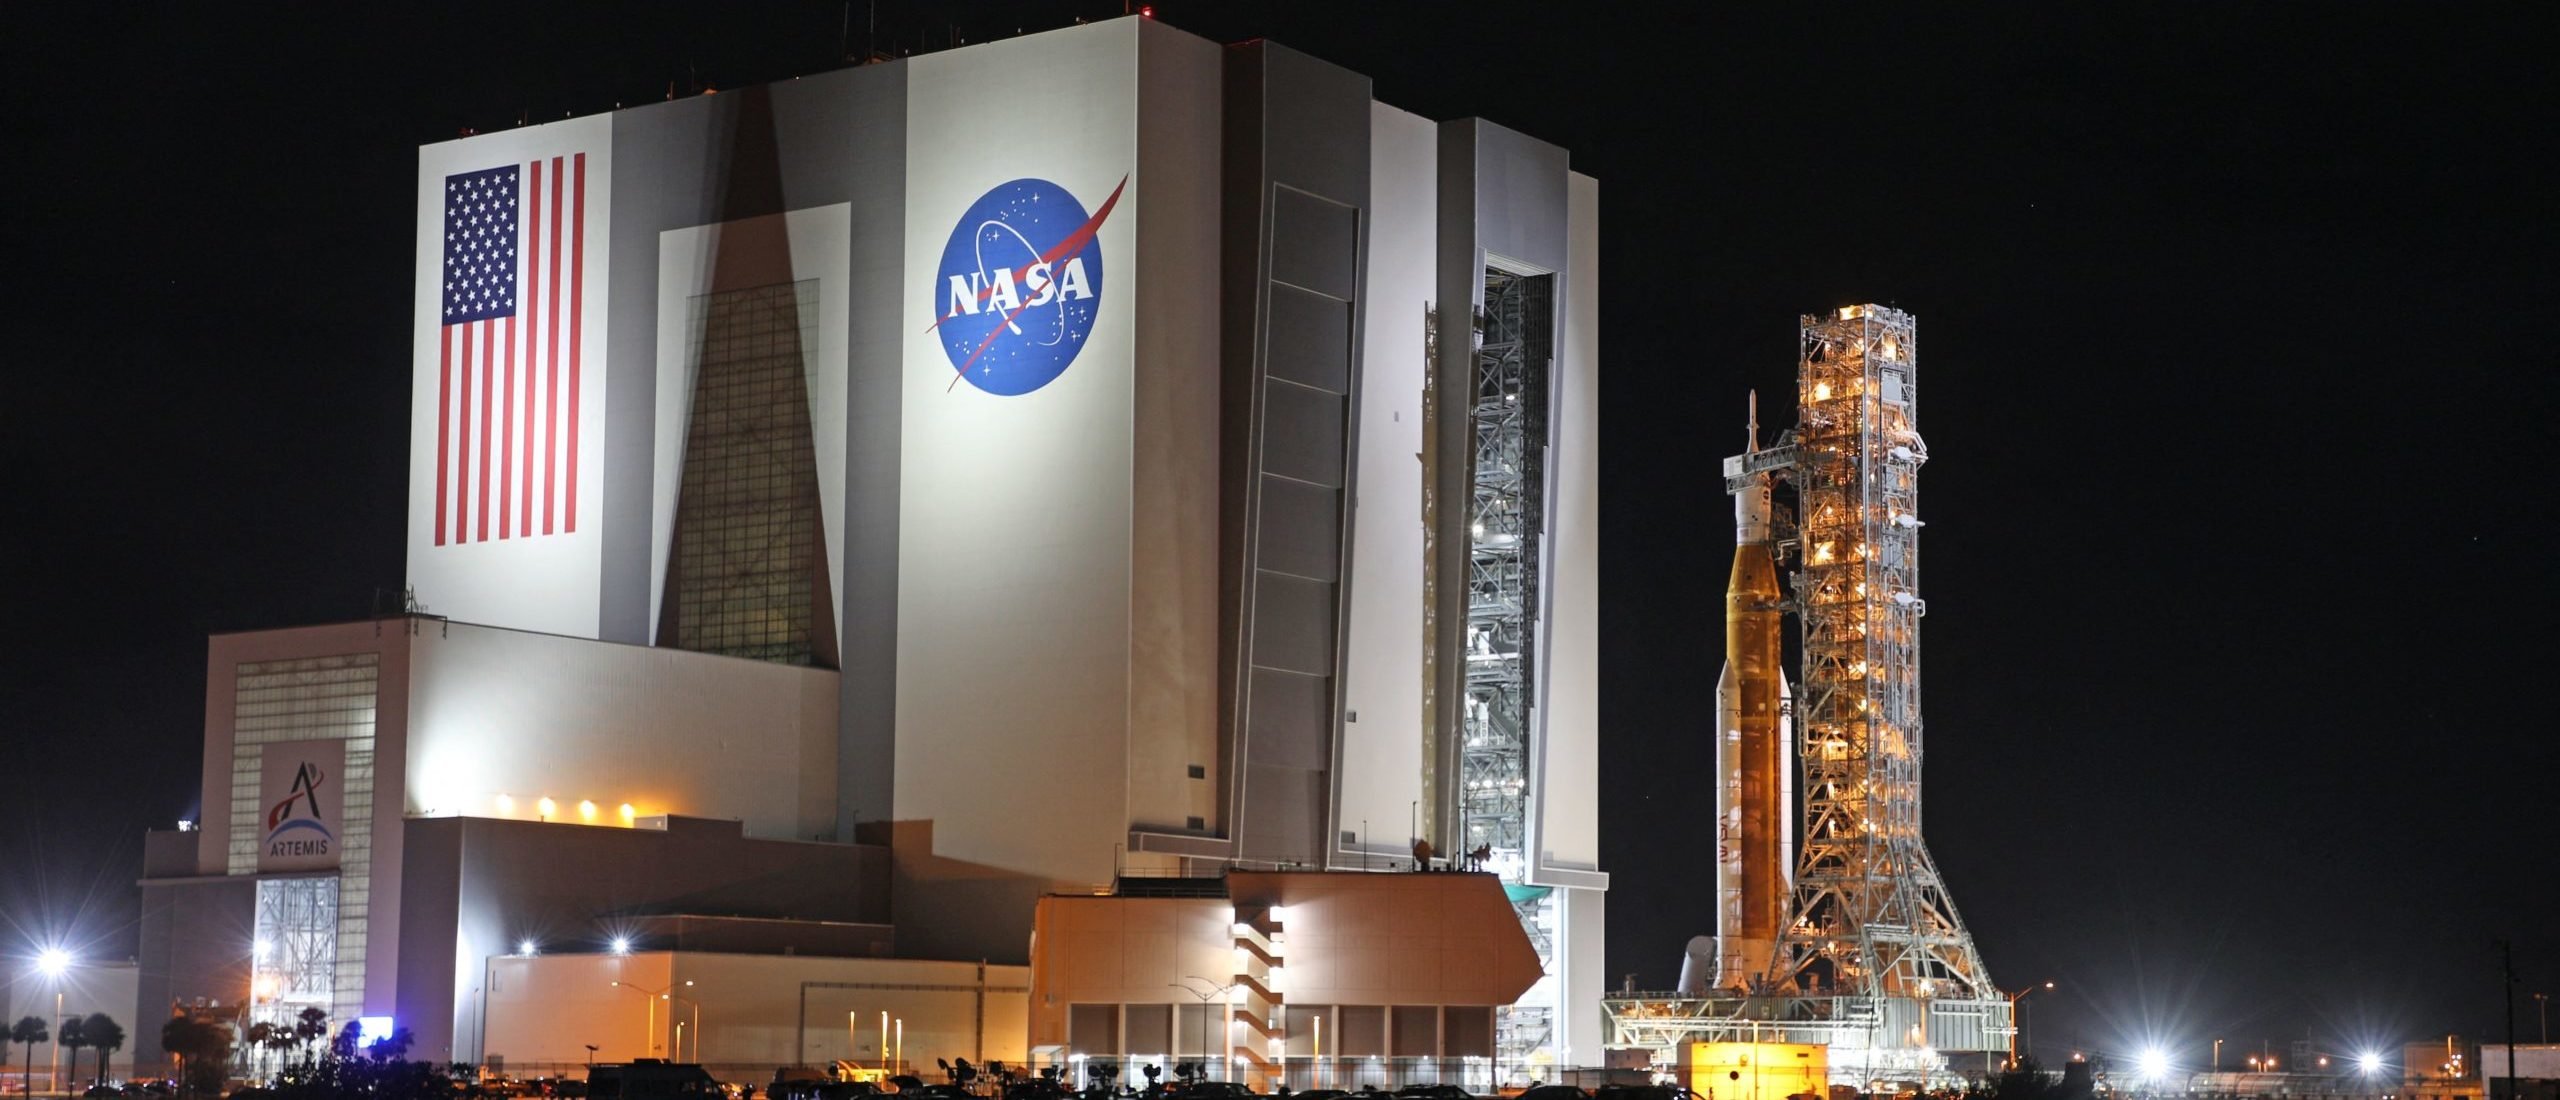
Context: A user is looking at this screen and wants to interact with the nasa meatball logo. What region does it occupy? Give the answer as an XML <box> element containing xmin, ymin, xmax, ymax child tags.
<box><xmin>930</xmin><ymin>175</ymin><xmax>1126</xmax><ymax>396</ymax></box>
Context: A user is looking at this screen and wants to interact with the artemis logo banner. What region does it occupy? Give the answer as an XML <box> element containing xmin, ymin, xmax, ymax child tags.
<box><xmin>257</xmin><ymin>739</ymin><xmax>346</xmax><ymax>872</ymax></box>
<box><xmin>930</xmin><ymin>176</ymin><xmax>1126</xmax><ymax>396</ymax></box>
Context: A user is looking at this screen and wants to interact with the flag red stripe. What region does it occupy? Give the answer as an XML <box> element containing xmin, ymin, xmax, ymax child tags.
<box><xmin>544</xmin><ymin>155</ymin><xmax>563</xmax><ymax>535</ymax></box>
<box><xmin>500</xmin><ymin>314</ymin><xmax>516</xmax><ymax>539</ymax></box>
<box><xmin>567</xmin><ymin>152</ymin><xmax>586</xmax><ymax>533</ymax></box>
<box><xmin>456</xmin><ymin>320</ymin><xmax>474</xmax><ymax>542</ymax></box>
<box><xmin>478</xmin><ymin>319</ymin><xmax>494</xmax><ymax>540</ymax></box>
<box><xmin>435</xmin><ymin>324</ymin><xmax>451</xmax><ymax>546</ymax></box>
<box><xmin>523</xmin><ymin>159</ymin><xmax>542</xmax><ymax>537</ymax></box>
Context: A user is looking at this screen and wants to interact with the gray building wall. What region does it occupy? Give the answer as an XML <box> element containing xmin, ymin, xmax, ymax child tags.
<box><xmin>591</xmin><ymin>63</ymin><xmax>910</xmax><ymax>840</ymax></box>
<box><xmin>132</xmin><ymin>875</ymin><xmax>256</xmax><ymax>1070</ymax></box>
<box><xmin>397</xmin><ymin>815</ymin><xmax>889</xmax><ymax>1064</ymax></box>
<box><xmin>1217</xmin><ymin>40</ymin><xmax>1375</xmax><ymax>869</ymax></box>
<box><xmin>1428</xmin><ymin>120</ymin><xmax>1573</xmax><ymax>843</ymax></box>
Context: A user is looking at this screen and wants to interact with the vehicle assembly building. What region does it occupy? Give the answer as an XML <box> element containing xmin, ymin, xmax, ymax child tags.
<box><xmin>1606</xmin><ymin>306</ymin><xmax>2011</xmax><ymax>1089</ymax></box>
<box><xmin>132</xmin><ymin>14</ymin><xmax>1603</xmax><ymax>1086</ymax></box>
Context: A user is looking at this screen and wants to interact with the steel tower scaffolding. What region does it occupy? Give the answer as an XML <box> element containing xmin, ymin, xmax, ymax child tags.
<box><xmin>1601</xmin><ymin>306</ymin><xmax>2008</xmax><ymax>1089</ymax></box>
<box><xmin>250</xmin><ymin>876</ymin><xmax>340</xmax><ymax>1029</ymax></box>
<box><xmin>1461</xmin><ymin>268</ymin><xmax>1556</xmax><ymax>1066</ymax></box>
<box><xmin>1783</xmin><ymin>303</ymin><xmax>1992</xmax><ymax>1002</ymax></box>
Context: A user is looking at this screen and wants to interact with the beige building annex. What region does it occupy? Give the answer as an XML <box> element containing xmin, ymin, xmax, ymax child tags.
<box><xmin>133</xmin><ymin>13</ymin><xmax>1604</xmax><ymax>1086</ymax></box>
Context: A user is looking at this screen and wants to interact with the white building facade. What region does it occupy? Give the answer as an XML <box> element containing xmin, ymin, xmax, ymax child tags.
<box><xmin>137</xmin><ymin>14</ymin><xmax>1602</xmax><ymax>1076</ymax></box>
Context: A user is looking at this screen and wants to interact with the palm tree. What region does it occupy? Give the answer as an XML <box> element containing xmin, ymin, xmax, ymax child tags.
<box><xmin>83</xmin><ymin>1015</ymin><xmax>124</xmax><ymax>1086</ymax></box>
<box><xmin>158</xmin><ymin>1017</ymin><xmax>231</xmax><ymax>1100</ymax></box>
<box><xmin>56</xmin><ymin>1016</ymin><xmax>87</xmax><ymax>1088</ymax></box>
<box><xmin>11</xmin><ymin>1017</ymin><xmax>49</xmax><ymax>1100</ymax></box>
<box><xmin>259</xmin><ymin>1024</ymin><xmax>295</xmax><ymax>1073</ymax></box>
<box><xmin>293</xmin><ymin>1007</ymin><xmax>328</xmax><ymax>1059</ymax></box>
<box><xmin>243</xmin><ymin>1023</ymin><xmax>272</xmax><ymax>1080</ymax></box>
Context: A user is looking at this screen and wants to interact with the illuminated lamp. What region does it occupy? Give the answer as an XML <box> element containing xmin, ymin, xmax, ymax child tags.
<box><xmin>578</xmin><ymin>800</ymin><xmax>598</xmax><ymax>822</ymax></box>
<box><xmin>619</xmin><ymin>803</ymin><xmax>637</xmax><ymax>824</ymax></box>
<box><xmin>537</xmin><ymin>797</ymin><xmax>557</xmax><ymax>819</ymax></box>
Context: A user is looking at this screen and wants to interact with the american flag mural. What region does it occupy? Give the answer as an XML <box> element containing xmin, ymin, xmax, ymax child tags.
<box><xmin>434</xmin><ymin>153</ymin><xmax>587</xmax><ymax>545</ymax></box>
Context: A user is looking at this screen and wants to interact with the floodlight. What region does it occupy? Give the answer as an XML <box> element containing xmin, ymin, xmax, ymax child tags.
<box><xmin>2139</xmin><ymin>1048</ymin><xmax>2170</xmax><ymax>1081</ymax></box>
<box><xmin>2361</xmin><ymin>1053</ymin><xmax>2383</xmax><ymax>1075</ymax></box>
<box><xmin>35</xmin><ymin>948</ymin><xmax>72</xmax><ymax>977</ymax></box>
<box><xmin>610</xmin><ymin>937</ymin><xmax>632</xmax><ymax>956</ymax></box>
<box><xmin>518</xmin><ymin>939</ymin><xmax>538</xmax><ymax>956</ymax></box>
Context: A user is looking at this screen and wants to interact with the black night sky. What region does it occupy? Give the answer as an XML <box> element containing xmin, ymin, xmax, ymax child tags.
<box><xmin>6</xmin><ymin>0</ymin><xmax>2554</xmax><ymax>1070</ymax></box>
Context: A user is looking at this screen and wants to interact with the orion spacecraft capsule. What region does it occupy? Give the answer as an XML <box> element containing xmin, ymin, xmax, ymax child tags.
<box><xmin>1714</xmin><ymin>395</ymin><xmax>1795</xmax><ymax>991</ymax></box>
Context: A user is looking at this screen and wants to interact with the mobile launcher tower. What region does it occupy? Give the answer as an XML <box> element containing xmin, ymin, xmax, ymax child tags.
<box><xmin>1603</xmin><ymin>306</ymin><xmax>2012</xmax><ymax>1088</ymax></box>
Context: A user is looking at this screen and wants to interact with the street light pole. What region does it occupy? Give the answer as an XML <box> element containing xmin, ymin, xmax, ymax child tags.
<box><xmin>1312</xmin><ymin>1015</ymin><xmax>1322</xmax><ymax>1090</ymax></box>
<box><xmin>1171</xmin><ymin>977</ymin><xmax>1239</xmax><ymax>1082</ymax></box>
<box><xmin>611</xmin><ymin>979</ymin><xmax>696</xmax><ymax>1060</ymax></box>
<box><xmin>2006</xmin><ymin>981</ymin><xmax>2053</xmax><ymax>1069</ymax></box>
<box><xmin>663</xmin><ymin>997</ymin><xmax>702</xmax><ymax>1062</ymax></box>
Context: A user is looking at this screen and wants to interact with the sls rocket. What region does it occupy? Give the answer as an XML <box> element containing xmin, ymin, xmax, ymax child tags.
<box><xmin>1714</xmin><ymin>394</ymin><xmax>1794</xmax><ymax>991</ymax></box>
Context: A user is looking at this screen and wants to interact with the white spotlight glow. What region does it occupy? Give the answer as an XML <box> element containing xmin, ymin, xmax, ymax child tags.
<box><xmin>34</xmin><ymin>948</ymin><xmax>71</xmax><ymax>977</ymax></box>
<box><xmin>610</xmin><ymin>937</ymin><xmax>632</xmax><ymax>956</ymax></box>
<box><xmin>517</xmin><ymin>939</ymin><xmax>537</xmax><ymax>956</ymax></box>
<box><xmin>2360</xmin><ymin>1052</ymin><xmax>2383</xmax><ymax>1075</ymax></box>
<box><xmin>2139</xmin><ymin>1048</ymin><xmax>2170</xmax><ymax>1081</ymax></box>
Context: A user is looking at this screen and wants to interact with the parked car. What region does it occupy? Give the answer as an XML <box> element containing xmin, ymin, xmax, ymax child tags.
<box><xmin>1002</xmin><ymin>1080</ymin><xmax>1074</xmax><ymax>1100</ymax></box>
<box><xmin>1594</xmin><ymin>1085</ymin><xmax>1694</xmax><ymax>1100</ymax></box>
<box><xmin>590</xmin><ymin>1061</ymin><xmax>724</xmax><ymax>1100</ymax></box>
<box><xmin>1516</xmin><ymin>1086</ymin><xmax>1589</xmax><ymax>1100</ymax></box>
<box><xmin>1395</xmin><ymin>1087</ymin><xmax>1475</xmax><ymax>1100</ymax></box>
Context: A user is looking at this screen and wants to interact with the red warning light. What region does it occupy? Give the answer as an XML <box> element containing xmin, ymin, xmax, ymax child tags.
<box><xmin>1139</xmin><ymin>5</ymin><xmax>1154</xmax><ymax>17</ymax></box>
